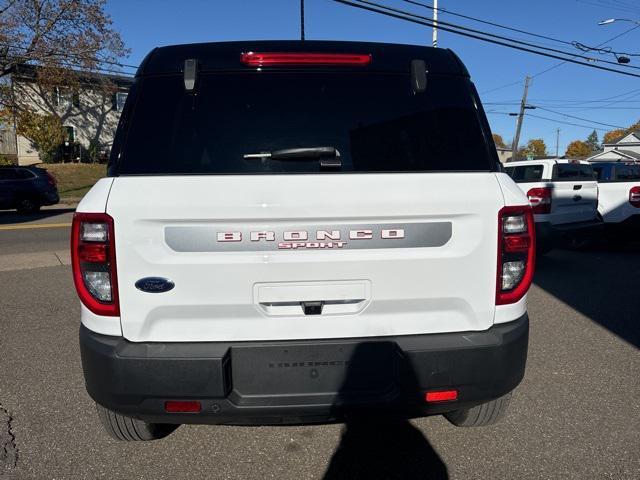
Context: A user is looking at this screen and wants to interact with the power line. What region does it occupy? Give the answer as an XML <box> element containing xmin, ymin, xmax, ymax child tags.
<box><xmin>481</xmin><ymin>24</ymin><xmax>640</xmax><ymax>94</ymax></box>
<box><xmin>486</xmin><ymin>87</ymin><xmax>640</xmax><ymax>106</ymax></box>
<box><xmin>481</xmin><ymin>80</ymin><xmax>523</xmax><ymax>95</ymax></box>
<box><xmin>352</xmin><ymin>0</ymin><xmax>640</xmax><ymax>70</ymax></box>
<box><xmin>486</xmin><ymin>110</ymin><xmax>613</xmax><ymax>131</ymax></box>
<box><xmin>0</xmin><ymin>41</ymin><xmax>138</xmax><ymax>70</ymax></box>
<box><xmin>400</xmin><ymin>0</ymin><xmax>574</xmax><ymax>47</ymax></box>
<box><xmin>333</xmin><ymin>0</ymin><xmax>640</xmax><ymax>78</ymax></box>
<box><xmin>576</xmin><ymin>0</ymin><xmax>640</xmax><ymax>15</ymax></box>
<box><xmin>532</xmin><ymin>106</ymin><xmax>626</xmax><ymax>128</ymax></box>
<box><xmin>530</xmin><ymin>24</ymin><xmax>640</xmax><ymax>79</ymax></box>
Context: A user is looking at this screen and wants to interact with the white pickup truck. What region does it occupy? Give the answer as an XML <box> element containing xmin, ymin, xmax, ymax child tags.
<box><xmin>505</xmin><ymin>159</ymin><xmax>601</xmax><ymax>252</ymax></box>
<box><xmin>591</xmin><ymin>161</ymin><xmax>640</xmax><ymax>236</ymax></box>
<box><xmin>72</xmin><ymin>40</ymin><xmax>534</xmax><ymax>441</ymax></box>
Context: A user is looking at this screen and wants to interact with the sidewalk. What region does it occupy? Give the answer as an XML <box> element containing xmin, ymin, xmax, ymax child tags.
<box><xmin>0</xmin><ymin>250</ymin><xmax>71</xmax><ymax>272</ymax></box>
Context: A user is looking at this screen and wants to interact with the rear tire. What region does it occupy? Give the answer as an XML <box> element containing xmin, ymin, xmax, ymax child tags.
<box><xmin>16</xmin><ymin>198</ymin><xmax>40</xmax><ymax>214</ymax></box>
<box><xmin>95</xmin><ymin>404</ymin><xmax>178</xmax><ymax>441</ymax></box>
<box><xmin>444</xmin><ymin>392</ymin><xmax>511</xmax><ymax>427</ymax></box>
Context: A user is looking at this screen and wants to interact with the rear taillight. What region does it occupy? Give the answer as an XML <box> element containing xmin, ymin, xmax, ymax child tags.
<box><xmin>71</xmin><ymin>212</ymin><xmax>119</xmax><ymax>316</ymax></box>
<box><xmin>45</xmin><ymin>171</ymin><xmax>56</xmax><ymax>186</ymax></box>
<box><xmin>630</xmin><ymin>186</ymin><xmax>640</xmax><ymax>208</ymax></box>
<box><xmin>240</xmin><ymin>52</ymin><xmax>372</xmax><ymax>67</ymax></box>
<box><xmin>527</xmin><ymin>187</ymin><xmax>552</xmax><ymax>214</ymax></box>
<box><xmin>497</xmin><ymin>206</ymin><xmax>536</xmax><ymax>305</ymax></box>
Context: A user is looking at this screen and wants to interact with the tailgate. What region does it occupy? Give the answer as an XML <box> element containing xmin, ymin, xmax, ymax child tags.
<box><xmin>598</xmin><ymin>182</ymin><xmax>640</xmax><ymax>223</ymax></box>
<box><xmin>108</xmin><ymin>173</ymin><xmax>504</xmax><ymax>342</ymax></box>
<box><xmin>550</xmin><ymin>180</ymin><xmax>598</xmax><ymax>225</ymax></box>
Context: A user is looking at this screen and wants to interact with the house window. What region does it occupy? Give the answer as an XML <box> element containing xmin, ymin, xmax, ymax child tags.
<box><xmin>54</xmin><ymin>87</ymin><xmax>80</xmax><ymax>108</ymax></box>
<box><xmin>63</xmin><ymin>126</ymin><xmax>75</xmax><ymax>143</ymax></box>
<box><xmin>115</xmin><ymin>92</ymin><xmax>128</xmax><ymax>112</ymax></box>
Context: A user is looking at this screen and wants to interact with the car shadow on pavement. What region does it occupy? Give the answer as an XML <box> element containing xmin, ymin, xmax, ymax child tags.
<box><xmin>322</xmin><ymin>420</ymin><xmax>448</xmax><ymax>480</ymax></box>
<box><xmin>0</xmin><ymin>208</ymin><xmax>75</xmax><ymax>225</ymax></box>
<box><xmin>322</xmin><ymin>342</ymin><xmax>449</xmax><ymax>480</ymax></box>
<box><xmin>534</xmin><ymin>242</ymin><xmax>640</xmax><ymax>348</ymax></box>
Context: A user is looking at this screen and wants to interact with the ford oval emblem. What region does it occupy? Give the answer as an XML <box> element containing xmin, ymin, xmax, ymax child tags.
<box><xmin>135</xmin><ymin>277</ymin><xmax>175</xmax><ymax>293</ymax></box>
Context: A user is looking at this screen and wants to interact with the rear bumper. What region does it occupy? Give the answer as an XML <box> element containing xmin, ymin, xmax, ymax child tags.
<box><xmin>79</xmin><ymin>314</ymin><xmax>529</xmax><ymax>425</ymax></box>
<box><xmin>604</xmin><ymin>213</ymin><xmax>640</xmax><ymax>229</ymax></box>
<box><xmin>40</xmin><ymin>188</ymin><xmax>59</xmax><ymax>206</ymax></box>
<box><xmin>536</xmin><ymin>219</ymin><xmax>602</xmax><ymax>243</ymax></box>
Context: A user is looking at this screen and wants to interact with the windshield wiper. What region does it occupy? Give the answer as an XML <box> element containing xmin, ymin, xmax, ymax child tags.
<box><xmin>243</xmin><ymin>147</ymin><xmax>341</xmax><ymax>168</ymax></box>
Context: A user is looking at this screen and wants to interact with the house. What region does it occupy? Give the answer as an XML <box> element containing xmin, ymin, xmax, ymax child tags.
<box><xmin>3</xmin><ymin>65</ymin><xmax>133</xmax><ymax>165</ymax></box>
<box><xmin>496</xmin><ymin>147</ymin><xmax>512</xmax><ymax>164</ymax></box>
<box><xmin>587</xmin><ymin>131</ymin><xmax>640</xmax><ymax>163</ymax></box>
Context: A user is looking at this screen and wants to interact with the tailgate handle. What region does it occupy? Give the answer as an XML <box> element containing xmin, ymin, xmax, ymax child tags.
<box><xmin>573</xmin><ymin>185</ymin><xmax>582</xmax><ymax>190</ymax></box>
<box><xmin>255</xmin><ymin>281</ymin><xmax>371</xmax><ymax>316</ymax></box>
<box><xmin>301</xmin><ymin>301</ymin><xmax>323</xmax><ymax>315</ymax></box>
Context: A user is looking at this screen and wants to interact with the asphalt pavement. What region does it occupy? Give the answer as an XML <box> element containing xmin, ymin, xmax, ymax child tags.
<box><xmin>0</xmin><ymin>214</ymin><xmax>638</xmax><ymax>480</ymax></box>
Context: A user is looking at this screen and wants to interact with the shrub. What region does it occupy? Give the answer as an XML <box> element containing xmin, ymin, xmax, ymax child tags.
<box><xmin>0</xmin><ymin>154</ymin><xmax>16</xmax><ymax>166</ymax></box>
<box><xmin>15</xmin><ymin>110</ymin><xmax>65</xmax><ymax>163</ymax></box>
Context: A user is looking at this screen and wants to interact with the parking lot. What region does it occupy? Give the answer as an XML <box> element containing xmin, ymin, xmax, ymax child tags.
<box><xmin>1</xmin><ymin>209</ymin><xmax>638</xmax><ymax>480</ymax></box>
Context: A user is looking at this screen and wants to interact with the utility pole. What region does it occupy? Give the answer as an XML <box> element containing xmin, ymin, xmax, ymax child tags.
<box><xmin>432</xmin><ymin>0</ymin><xmax>438</xmax><ymax>47</ymax></box>
<box><xmin>555</xmin><ymin>128</ymin><xmax>561</xmax><ymax>158</ymax></box>
<box><xmin>300</xmin><ymin>0</ymin><xmax>305</xmax><ymax>41</ymax></box>
<box><xmin>512</xmin><ymin>75</ymin><xmax>532</xmax><ymax>161</ymax></box>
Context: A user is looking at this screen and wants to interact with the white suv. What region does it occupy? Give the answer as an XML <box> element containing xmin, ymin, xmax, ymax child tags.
<box><xmin>505</xmin><ymin>159</ymin><xmax>600</xmax><ymax>252</ymax></box>
<box><xmin>72</xmin><ymin>41</ymin><xmax>534</xmax><ymax>441</ymax></box>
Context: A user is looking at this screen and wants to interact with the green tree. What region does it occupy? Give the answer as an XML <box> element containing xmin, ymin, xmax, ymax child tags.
<box><xmin>586</xmin><ymin>130</ymin><xmax>600</xmax><ymax>152</ymax></box>
<box><xmin>15</xmin><ymin>110</ymin><xmax>65</xmax><ymax>163</ymax></box>
<box><xmin>523</xmin><ymin>138</ymin><xmax>547</xmax><ymax>158</ymax></box>
<box><xmin>565</xmin><ymin>140</ymin><xmax>591</xmax><ymax>159</ymax></box>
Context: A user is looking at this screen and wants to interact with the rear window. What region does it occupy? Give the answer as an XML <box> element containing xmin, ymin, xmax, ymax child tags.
<box><xmin>552</xmin><ymin>163</ymin><xmax>595</xmax><ymax>181</ymax></box>
<box><xmin>114</xmin><ymin>72</ymin><xmax>494</xmax><ymax>175</ymax></box>
<box><xmin>0</xmin><ymin>169</ymin><xmax>19</xmax><ymax>180</ymax></box>
<box><xmin>16</xmin><ymin>168</ymin><xmax>35</xmax><ymax>179</ymax></box>
<box><xmin>592</xmin><ymin>165</ymin><xmax>606</xmax><ymax>181</ymax></box>
<box><xmin>614</xmin><ymin>164</ymin><xmax>640</xmax><ymax>181</ymax></box>
<box><xmin>505</xmin><ymin>164</ymin><xmax>544</xmax><ymax>183</ymax></box>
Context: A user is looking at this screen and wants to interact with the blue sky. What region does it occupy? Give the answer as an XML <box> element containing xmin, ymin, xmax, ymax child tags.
<box><xmin>106</xmin><ymin>0</ymin><xmax>640</xmax><ymax>154</ymax></box>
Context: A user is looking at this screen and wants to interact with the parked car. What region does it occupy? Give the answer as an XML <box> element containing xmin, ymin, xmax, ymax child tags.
<box><xmin>591</xmin><ymin>161</ymin><xmax>640</xmax><ymax>236</ymax></box>
<box><xmin>0</xmin><ymin>165</ymin><xmax>60</xmax><ymax>213</ymax></box>
<box><xmin>73</xmin><ymin>40</ymin><xmax>534</xmax><ymax>441</ymax></box>
<box><xmin>505</xmin><ymin>159</ymin><xmax>600</xmax><ymax>252</ymax></box>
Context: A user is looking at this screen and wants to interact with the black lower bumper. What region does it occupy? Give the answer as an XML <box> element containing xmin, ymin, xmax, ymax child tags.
<box><xmin>536</xmin><ymin>219</ymin><xmax>602</xmax><ymax>246</ymax></box>
<box><xmin>80</xmin><ymin>314</ymin><xmax>529</xmax><ymax>425</ymax></box>
<box><xmin>605</xmin><ymin>214</ymin><xmax>640</xmax><ymax>231</ymax></box>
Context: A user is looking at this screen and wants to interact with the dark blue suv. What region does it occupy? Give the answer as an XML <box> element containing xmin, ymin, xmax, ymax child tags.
<box><xmin>0</xmin><ymin>166</ymin><xmax>60</xmax><ymax>213</ymax></box>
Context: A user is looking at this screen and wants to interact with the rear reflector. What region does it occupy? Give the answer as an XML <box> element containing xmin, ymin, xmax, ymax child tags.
<box><xmin>630</xmin><ymin>186</ymin><xmax>640</xmax><ymax>208</ymax></box>
<box><xmin>77</xmin><ymin>243</ymin><xmax>108</xmax><ymax>263</ymax></box>
<box><xmin>164</xmin><ymin>401</ymin><xmax>201</xmax><ymax>413</ymax></box>
<box><xmin>503</xmin><ymin>235</ymin><xmax>530</xmax><ymax>253</ymax></box>
<box><xmin>425</xmin><ymin>390</ymin><xmax>458</xmax><ymax>403</ymax></box>
<box><xmin>241</xmin><ymin>52</ymin><xmax>372</xmax><ymax>67</ymax></box>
